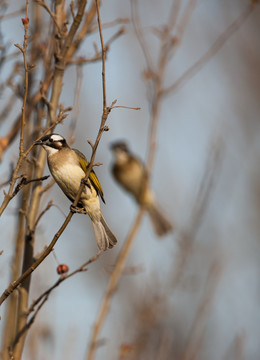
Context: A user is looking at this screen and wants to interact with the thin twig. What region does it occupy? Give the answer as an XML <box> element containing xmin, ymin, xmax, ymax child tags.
<box><xmin>112</xmin><ymin>105</ymin><xmax>141</xmax><ymax>111</ymax></box>
<box><xmin>12</xmin><ymin>251</ymin><xmax>101</xmax><ymax>347</ymax></box>
<box><xmin>34</xmin><ymin>0</ymin><xmax>62</xmax><ymax>35</ymax></box>
<box><xmin>14</xmin><ymin>0</ymin><xmax>30</xmax><ymax>157</ymax></box>
<box><xmin>0</xmin><ymin>74</ymin><xmax>54</xmax><ymax>215</ymax></box>
<box><xmin>96</xmin><ymin>0</ymin><xmax>107</xmax><ymax>109</ymax></box>
<box><xmin>86</xmin><ymin>1</ymin><xmax>197</xmax><ymax>357</ymax></box>
<box><xmin>68</xmin><ymin>65</ymin><xmax>83</xmax><ymax>139</ymax></box>
<box><xmin>33</xmin><ymin>200</ymin><xmax>53</xmax><ymax>229</ymax></box>
<box><xmin>66</xmin><ymin>0</ymin><xmax>97</xmax><ymax>60</ymax></box>
<box><xmin>12</xmin><ymin>175</ymin><xmax>50</xmax><ymax>198</ymax></box>
<box><xmin>30</xmin><ymin>251</ymin><xmax>101</xmax><ymax>314</ymax></box>
<box><xmin>181</xmin><ymin>262</ymin><xmax>222</xmax><ymax>360</ymax></box>
<box><xmin>0</xmin><ymin>2</ymin><xmax>114</xmax><ymax>307</ymax></box>
<box><xmin>0</xmin><ymin>1</ymin><xmax>31</xmax><ymax>218</ymax></box>
<box><xmin>0</xmin><ymin>7</ymin><xmax>26</xmax><ymax>21</ymax></box>
<box><xmin>163</xmin><ymin>3</ymin><xmax>254</xmax><ymax>97</ymax></box>
<box><xmin>131</xmin><ymin>0</ymin><xmax>154</xmax><ymax>74</ymax></box>
<box><xmin>0</xmin><ymin>109</ymin><xmax>68</xmax><ymax>217</ymax></box>
<box><xmin>89</xmin><ymin>17</ymin><xmax>129</xmax><ymax>32</ymax></box>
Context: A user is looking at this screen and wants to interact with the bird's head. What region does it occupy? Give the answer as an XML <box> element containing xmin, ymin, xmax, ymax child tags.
<box><xmin>110</xmin><ymin>141</ymin><xmax>130</xmax><ymax>164</ymax></box>
<box><xmin>110</xmin><ymin>141</ymin><xmax>129</xmax><ymax>153</ymax></box>
<box><xmin>34</xmin><ymin>133</ymin><xmax>68</xmax><ymax>156</ymax></box>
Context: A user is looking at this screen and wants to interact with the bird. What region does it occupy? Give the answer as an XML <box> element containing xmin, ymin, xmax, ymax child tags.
<box><xmin>34</xmin><ymin>133</ymin><xmax>118</xmax><ymax>251</ymax></box>
<box><xmin>110</xmin><ymin>141</ymin><xmax>173</xmax><ymax>236</ymax></box>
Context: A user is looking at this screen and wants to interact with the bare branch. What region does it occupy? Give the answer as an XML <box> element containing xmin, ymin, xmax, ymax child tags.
<box><xmin>32</xmin><ymin>200</ymin><xmax>53</xmax><ymax>230</ymax></box>
<box><xmin>131</xmin><ymin>0</ymin><xmax>154</xmax><ymax>74</ymax></box>
<box><xmin>34</xmin><ymin>0</ymin><xmax>62</xmax><ymax>35</ymax></box>
<box><xmin>0</xmin><ymin>7</ymin><xmax>26</xmax><ymax>21</ymax></box>
<box><xmin>0</xmin><ymin>0</ymin><xmax>114</xmax><ymax>308</ymax></box>
<box><xmin>12</xmin><ymin>251</ymin><xmax>102</xmax><ymax>348</ymax></box>
<box><xmin>86</xmin><ymin>208</ymin><xmax>145</xmax><ymax>360</ymax></box>
<box><xmin>96</xmin><ymin>0</ymin><xmax>107</xmax><ymax>109</ymax></box>
<box><xmin>0</xmin><ymin>105</ymin><xmax>69</xmax><ymax>217</ymax></box>
<box><xmin>16</xmin><ymin>1</ymin><xmax>30</xmax><ymax>158</ymax></box>
<box><xmin>12</xmin><ymin>175</ymin><xmax>50</xmax><ymax>198</ymax></box>
<box><xmin>163</xmin><ymin>3</ymin><xmax>255</xmax><ymax>97</ymax></box>
<box><xmin>86</xmin><ymin>1</ymin><xmax>198</xmax><ymax>357</ymax></box>
<box><xmin>111</xmin><ymin>105</ymin><xmax>141</xmax><ymax>111</ymax></box>
<box><xmin>180</xmin><ymin>262</ymin><xmax>222</xmax><ymax>360</ymax></box>
<box><xmin>89</xmin><ymin>17</ymin><xmax>129</xmax><ymax>32</ymax></box>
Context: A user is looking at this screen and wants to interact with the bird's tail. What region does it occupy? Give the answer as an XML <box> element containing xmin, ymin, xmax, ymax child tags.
<box><xmin>91</xmin><ymin>214</ymin><xmax>118</xmax><ymax>251</ymax></box>
<box><xmin>147</xmin><ymin>202</ymin><xmax>173</xmax><ymax>236</ymax></box>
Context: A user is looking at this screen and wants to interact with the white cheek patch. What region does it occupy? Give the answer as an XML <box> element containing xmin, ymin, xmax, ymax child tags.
<box><xmin>50</xmin><ymin>134</ymin><xmax>64</xmax><ymax>142</ymax></box>
<box><xmin>42</xmin><ymin>144</ymin><xmax>59</xmax><ymax>156</ymax></box>
<box><xmin>115</xmin><ymin>149</ymin><xmax>128</xmax><ymax>164</ymax></box>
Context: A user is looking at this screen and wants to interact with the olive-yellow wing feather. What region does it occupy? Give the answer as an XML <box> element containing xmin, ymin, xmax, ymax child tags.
<box><xmin>73</xmin><ymin>148</ymin><xmax>105</xmax><ymax>203</ymax></box>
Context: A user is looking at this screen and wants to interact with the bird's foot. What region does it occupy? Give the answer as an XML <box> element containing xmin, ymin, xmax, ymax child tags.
<box><xmin>81</xmin><ymin>178</ymin><xmax>89</xmax><ymax>186</ymax></box>
<box><xmin>70</xmin><ymin>204</ymin><xmax>87</xmax><ymax>214</ymax></box>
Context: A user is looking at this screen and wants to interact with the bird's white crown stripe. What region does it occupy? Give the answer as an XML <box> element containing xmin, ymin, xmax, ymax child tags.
<box><xmin>50</xmin><ymin>134</ymin><xmax>64</xmax><ymax>142</ymax></box>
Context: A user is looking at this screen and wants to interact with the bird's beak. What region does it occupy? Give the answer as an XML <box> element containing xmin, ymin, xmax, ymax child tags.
<box><xmin>34</xmin><ymin>139</ymin><xmax>43</xmax><ymax>146</ymax></box>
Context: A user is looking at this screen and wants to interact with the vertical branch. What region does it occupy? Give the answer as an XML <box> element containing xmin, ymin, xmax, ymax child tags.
<box><xmin>85</xmin><ymin>3</ymin><xmax>146</xmax><ymax>360</ymax></box>
<box><xmin>2</xmin><ymin>0</ymin><xmax>89</xmax><ymax>357</ymax></box>
<box><xmin>176</xmin><ymin>0</ymin><xmax>197</xmax><ymax>39</ymax></box>
<box><xmin>47</xmin><ymin>0</ymin><xmax>66</xmax><ymax>125</ymax></box>
<box><xmin>163</xmin><ymin>2</ymin><xmax>255</xmax><ymax>96</ymax></box>
<box><xmin>181</xmin><ymin>262</ymin><xmax>222</xmax><ymax>360</ymax></box>
<box><xmin>66</xmin><ymin>0</ymin><xmax>97</xmax><ymax>60</ymax></box>
<box><xmin>2</xmin><ymin>0</ymin><xmax>29</xmax><ymax>354</ymax></box>
<box><xmin>48</xmin><ymin>0</ymin><xmax>87</xmax><ymax>125</ymax></box>
<box><xmin>1</xmin><ymin>211</ymin><xmax>24</xmax><ymax>360</ymax></box>
<box><xmin>168</xmin><ymin>0</ymin><xmax>182</xmax><ymax>32</ymax></box>
<box><xmin>7</xmin><ymin>2</ymin><xmax>31</xmax><ymax>359</ymax></box>
<box><xmin>68</xmin><ymin>65</ymin><xmax>83</xmax><ymax>139</ymax></box>
<box><xmin>146</xmin><ymin>0</ymin><xmax>197</xmax><ymax>174</ymax></box>
<box><xmin>130</xmin><ymin>0</ymin><xmax>153</xmax><ymax>73</ymax></box>
<box><xmin>0</xmin><ymin>0</ymin><xmax>113</xmax><ymax>313</ymax></box>
<box><xmin>96</xmin><ymin>0</ymin><xmax>107</xmax><ymax>109</ymax></box>
<box><xmin>86</xmin><ymin>1</ymin><xmax>198</xmax><ymax>358</ymax></box>
<box><xmin>86</xmin><ymin>209</ymin><xmax>145</xmax><ymax>360</ymax></box>
<box><xmin>0</xmin><ymin>0</ymin><xmax>92</xmax><ymax>217</ymax></box>
<box><xmin>18</xmin><ymin>0</ymin><xmax>29</xmax><ymax>157</ymax></box>
<box><xmin>0</xmin><ymin>2</ymin><xmax>31</xmax><ymax>218</ymax></box>
<box><xmin>1</xmin><ymin>6</ymin><xmax>46</xmax><ymax>358</ymax></box>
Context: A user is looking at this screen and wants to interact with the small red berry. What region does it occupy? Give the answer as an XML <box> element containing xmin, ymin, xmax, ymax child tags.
<box><xmin>120</xmin><ymin>343</ymin><xmax>133</xmax><ymax>356</ymax></box>
<box><xmin>21</xmin><ymin>17</ymin><xmax>29</xmax><ymax>25</ymax></box>
<box><xmin>57</xmin><ymin>264</ymin><xmax>69</xmax><ymax>275</ymax></box>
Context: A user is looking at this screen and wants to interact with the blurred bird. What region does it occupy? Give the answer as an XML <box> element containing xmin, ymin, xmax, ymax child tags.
<box><xmin>34</xmin><ymin>134</ymin><xmax>118</xmax><ymax>251</ymax></box>
<box><xmin>110</xmin><ymin>141</ymin><xmax>173</xmax><ymax>236</ymax></box>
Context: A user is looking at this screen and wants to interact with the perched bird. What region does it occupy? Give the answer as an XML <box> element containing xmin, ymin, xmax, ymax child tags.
<box><xmin>34</xmin><ymin>134</ymin><xmax>118</xmax><ymax>251</ymax></box>
<box><xmin>110</xmin><ymin>141</ymin><xmax>173</xmax><ymax>236</ymax></box>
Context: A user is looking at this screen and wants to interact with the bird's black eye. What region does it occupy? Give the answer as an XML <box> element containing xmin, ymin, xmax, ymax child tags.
<box><xmin>49</xmin><ymin>138</ymin><xmax>53</xmax><ymax>143</ymax></box>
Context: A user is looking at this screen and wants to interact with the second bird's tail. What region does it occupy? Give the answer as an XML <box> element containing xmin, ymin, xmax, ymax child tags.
<box><xmin>147</xmin><ymin>202</ymin><xmax>173</xmax><ymax>237</ymax></box>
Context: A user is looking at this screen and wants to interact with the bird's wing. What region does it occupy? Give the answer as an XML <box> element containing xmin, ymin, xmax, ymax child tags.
<box><xmin>73</xmin><ymin>148</ymin><xmax>105</xmax><ymax>203</ymax></box>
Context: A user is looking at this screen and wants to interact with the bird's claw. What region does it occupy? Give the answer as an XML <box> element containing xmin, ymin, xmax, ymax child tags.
<box><xmin>70</xmin><ymin>204</ymin><xmax>87</xmax><ymax>214</ymax></box>
<box><xmin>81</xmin><ymin>178</ymin><xmax>88</xmax><ymax>186</ymax></box>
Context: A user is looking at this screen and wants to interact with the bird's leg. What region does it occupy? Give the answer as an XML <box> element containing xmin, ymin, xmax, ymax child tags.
<box><xmin>70</xmin><ymin>204</ymin><xmax>87</xmax><ymax>214</ymax></box>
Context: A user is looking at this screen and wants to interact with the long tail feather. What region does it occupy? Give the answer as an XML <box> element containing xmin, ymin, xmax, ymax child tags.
<box><xmin>92</xmin><ymin>215</ymin><xmax>118</xmax><ymax>251</ymax></box>
<box><xmin>147</xmin><ymin>203</ymin><xmax>173</xmax><ymax>236</ymax></box>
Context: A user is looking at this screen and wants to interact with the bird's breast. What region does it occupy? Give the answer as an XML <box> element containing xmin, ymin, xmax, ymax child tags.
<box><xmin>113</xmin><ymin>159</ymin><xmax>154</xmax><ymax>205</ymax></box>
<box><xmin>48</xmin><ymin>154</ymin><xmax>98</xmax><ymax>205</ymax></box>
<box><xmin>113</xmin><ymin>160</ymin><xmax>143</xmax><ymax>196</ymax></box>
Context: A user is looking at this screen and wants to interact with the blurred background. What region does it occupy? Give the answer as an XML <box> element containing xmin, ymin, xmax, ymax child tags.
<box><xmin>0</xmin><ymin>0</ymin><xmax>260</xmax><ymax>359</ymax></box>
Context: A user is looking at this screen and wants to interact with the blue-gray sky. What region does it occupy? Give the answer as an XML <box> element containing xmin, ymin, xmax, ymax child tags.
<box><xmin>1</xmin><ymin>1</ymin><xmax>260</xmax><ymax>359</ymax></box>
